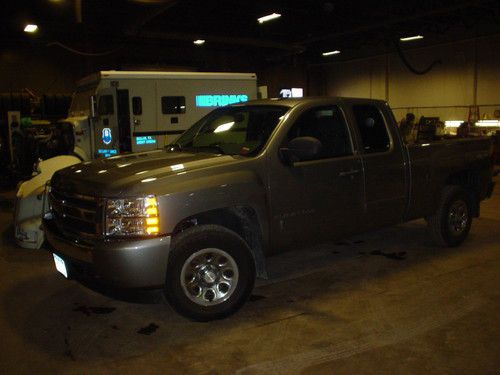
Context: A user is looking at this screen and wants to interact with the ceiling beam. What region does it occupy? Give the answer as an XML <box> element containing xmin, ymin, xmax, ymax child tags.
<box><xmin>137</xmin><ymin>30</ymin><xmax>305</xmax><ymax>52</ymax></box>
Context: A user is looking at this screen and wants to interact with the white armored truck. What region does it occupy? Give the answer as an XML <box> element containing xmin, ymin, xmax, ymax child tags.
<box><xmin>15</xmin><ymin>71</ymin><xmax>258</xmax><ymax>249</ymax></box>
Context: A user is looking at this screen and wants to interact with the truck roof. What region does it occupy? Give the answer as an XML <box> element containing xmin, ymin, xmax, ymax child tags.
<box><xmin>238</xmin><ymin>96</ymin><xmax>389</xmax><ymax>108</ymax></box>
<box><xmin>77</xmin><ymin>71</ymin><xmax>257</xmax><ymax>86</ymax></box>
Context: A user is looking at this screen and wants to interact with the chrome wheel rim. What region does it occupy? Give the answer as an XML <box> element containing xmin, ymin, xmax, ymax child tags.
<box><xmin>180</xmin><ymin>248</ymin><xmax>239</xmax><ymax>306</ymax></box>
<box><xmin>448</xmin><ymin>200</ymin><xmax>468</xmax><ymax>235</ymax></box>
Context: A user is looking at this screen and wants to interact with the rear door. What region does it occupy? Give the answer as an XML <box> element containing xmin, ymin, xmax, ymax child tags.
<box><xmin>348</xmin><ymin>102</ymin><xmax>406</xmax><ymax>227</ymax></box>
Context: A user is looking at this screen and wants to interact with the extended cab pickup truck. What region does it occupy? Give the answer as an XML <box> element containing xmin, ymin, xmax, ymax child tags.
<box><xmin>44</xmin><ymin>97</ymin><xmax>495</xmax><ymax>320</ymax></box>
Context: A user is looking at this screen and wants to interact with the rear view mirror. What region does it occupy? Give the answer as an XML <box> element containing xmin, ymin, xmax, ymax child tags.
<box><xmin>280</xmin><ymin>136</ymin><xmax>322</xmax><ymax>165</ymax></box>
<box><xmin>89</xmin><ymin>95</ymin><xmax>97</xmax><ymax>118</ymax></box>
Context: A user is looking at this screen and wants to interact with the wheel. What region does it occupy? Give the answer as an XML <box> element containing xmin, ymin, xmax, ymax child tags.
<box><xmin>164</xmin><ymin>224</ymin><xmax>256</xmax><ymax>321</ymax></box>
<box><xmin>427</xmin><ymin>186</ymin><xmax>472</xmax><ymax>247</ymax></box>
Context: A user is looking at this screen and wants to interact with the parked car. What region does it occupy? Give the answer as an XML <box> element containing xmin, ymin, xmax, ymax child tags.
<box><xmin>43</xmin><ymin>97</ymin><xmax>495</xmax><ymax>321</ymax></box>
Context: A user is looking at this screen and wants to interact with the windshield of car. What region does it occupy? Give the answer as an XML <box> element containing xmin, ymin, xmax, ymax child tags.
<box><xmin>169</xmin><ymin>105</ymin><xmax>289</xmax><ymax>156</ymax></box>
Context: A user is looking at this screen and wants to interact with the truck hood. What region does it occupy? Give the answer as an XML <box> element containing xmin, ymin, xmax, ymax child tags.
<box><xmin>51</xmin><ymin>150</ymin><xmax>239</xmax><ymax>196</ymax></box>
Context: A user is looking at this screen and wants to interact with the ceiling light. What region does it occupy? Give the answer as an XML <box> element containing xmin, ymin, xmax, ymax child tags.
<box><xmin>322</xmin><ymin>50</ymin><xmax>341</xmax><ymax>56</ymax></box>
<box><xmin>193</xmin><ymin>39</ymin><xmax>205</xmax><ymax>45</ymax></box>
<box><xmin>24</xmin><ymin>24</ymin><xmax>38</xmax><ymax>33</ymax></box>
<box><xmin>257</xmin><ymin>13</ymin><xmax>281</xmax><ymax>24</ymax></box>
<box><xmin>400</xmin><ymin>35</ymin><xmax>424</xmax><ymax>42</ymax></box>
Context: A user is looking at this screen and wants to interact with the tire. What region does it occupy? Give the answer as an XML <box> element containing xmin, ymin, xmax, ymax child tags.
<box><xmin>427</xmin><ymin>186</ymin><xmax>472</xmax><ymax>247</ymax></box>
<box><xmin>164</xmin><ymin>225</ymin><xmax>255</xmax><ymax>321</ymax></box>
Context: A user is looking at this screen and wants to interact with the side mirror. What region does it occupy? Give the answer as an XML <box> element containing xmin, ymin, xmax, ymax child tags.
<box><xmin>89</xmin><ymin>95</ymin><xmax>97</xmax><ymax>119</ymax></box>
<box><xmin>280</xmin><ymin>136</ymin><xmax>322</xmax><ymax>165</ymax></box>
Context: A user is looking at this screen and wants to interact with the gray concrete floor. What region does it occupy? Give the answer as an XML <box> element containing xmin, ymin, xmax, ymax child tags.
<box><xmin>0</xmin><ymin>178</ymin><xmax>499</xmax><ymax>374</ymax></box>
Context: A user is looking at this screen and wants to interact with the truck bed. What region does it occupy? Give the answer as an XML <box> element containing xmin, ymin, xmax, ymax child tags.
<box><xmin>405</xmin><ymin>136</ymin><xmax>493</xmax><ymax>220</ymax></box>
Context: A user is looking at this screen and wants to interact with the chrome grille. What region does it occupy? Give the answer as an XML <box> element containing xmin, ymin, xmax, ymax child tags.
<box><xmin>48</xmin><ymin>189</ymin><xmax>102</xmax><ymax>240</ymax></box>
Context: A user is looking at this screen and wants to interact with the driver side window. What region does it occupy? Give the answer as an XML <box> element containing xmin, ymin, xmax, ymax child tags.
<box><xmin>286</xmin><ymin>105</ymin><xmax>353</xmax><ymax>160</ymax></box>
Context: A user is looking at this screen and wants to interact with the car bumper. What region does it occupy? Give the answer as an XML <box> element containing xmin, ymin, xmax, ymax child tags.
<box><xmin>44</xmin><ymin>218</ymin><xmax>171</xmax><ymax>289</ymax></box>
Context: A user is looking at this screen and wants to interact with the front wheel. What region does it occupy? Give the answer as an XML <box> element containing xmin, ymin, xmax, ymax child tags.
<box><xmin>427</xmin><ymin>186</ymin><xmax>472</xmax><ymax>247</ymax></box>
<box><xmin>164</xmin><ymin>225</ymin><xmax>255</xmax><ymax>321</ymax></box>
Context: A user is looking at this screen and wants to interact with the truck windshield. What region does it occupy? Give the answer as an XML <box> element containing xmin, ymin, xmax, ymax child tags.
<box><xmin>69</xmin><ymin>86</ymin><xmax>97</xmax><ymax>116</ymax></box>
<box><xmin>170</xmin><ymin>105</ymin><xmax>289</xmax><ymax>156</ymax></box>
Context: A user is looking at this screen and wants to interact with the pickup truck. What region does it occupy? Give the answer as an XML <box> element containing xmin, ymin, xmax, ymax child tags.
<box><xmin>44</xmin><ymin>97</ymin><xmax>495</xmax><ymax>321</ymax></box>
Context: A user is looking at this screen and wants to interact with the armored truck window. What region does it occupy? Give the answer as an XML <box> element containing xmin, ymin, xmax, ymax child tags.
<box><xmin>132</xmin><ymin>97</ymin><xmax>142</xmax><ymax>115</ymax></box>
<box><xmin>98</xmin><ymin>95</ymin><xmax>114</xmax><ymax>115</ymax></box>
<box><xmin>352</xmin><ymin>105</ymin><xmax>390</xmax><ymax>153</ymax></box>
<box><xmin>286</xmin><ymin>105</ymin><xmax>353</xmax><ymax>159</ymax></box>
<box><xmin>161</xmin><ymin>96</ymin><xmax>186</xmax><ymax>114</ymax></box>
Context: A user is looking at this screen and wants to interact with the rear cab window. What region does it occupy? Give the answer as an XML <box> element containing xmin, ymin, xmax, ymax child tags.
<box><xmin>351</xmin><ymin>104</ymin><xmax>391</xmax><ymax>153</ymax></box>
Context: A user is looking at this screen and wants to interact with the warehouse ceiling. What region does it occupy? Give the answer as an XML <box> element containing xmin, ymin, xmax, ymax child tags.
<box><xmin>1</xmin><ymin>0</ymin><xmax>500</xmax><ymax>68</ymax></box>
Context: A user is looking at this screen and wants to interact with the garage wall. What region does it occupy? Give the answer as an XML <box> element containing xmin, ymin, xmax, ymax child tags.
<box><xmin>324</xmin><ymin>34</ymin><xmax>500</xmax><ymax>123</ymax></box>
<box><xmin>0</xmin><ymin>46</ymin><xmax>83</xmax><ymax>94</ymax></box>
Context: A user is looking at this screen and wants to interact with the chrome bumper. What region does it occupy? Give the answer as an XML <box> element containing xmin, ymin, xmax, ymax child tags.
<box><xmin>43</xmin><ymin>218</ymin><xmax>171</xmax><ymax>289</ymax></box>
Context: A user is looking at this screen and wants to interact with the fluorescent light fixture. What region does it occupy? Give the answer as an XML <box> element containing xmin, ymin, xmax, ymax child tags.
<box><xmin>444</xmin><ymin>120</ymin><xmax>463</xmax><ymax>128</ymax></box>
<box><xmin>24</xmin><ymin>24</ymin><xmax>38</xmax><ymax>33</ymax></box>
<box><xmin>476</xmin><ymin>120</ymin><xmax>500</xmax><ymax>127</ymax></box>
<box><xmin>141</xmin><ymin>177</ymin><xmax>157</xmax><ymax>183</ymax></box>
<box><xmin>193</xmin><ymin>39</ymin><xmax>205</xmax><ymax>45</ymax></box>
<box><xmin>322</xmin><ymin>50</ymin><xmax>341</xmax><ymax>56</ymax></box>
<box><xmin>170</xmin><ymin>164</ymin><xmax>185</xmax><ymax>171</ymax></box>
<box><xmin>400</xmin><ymin>35</ymin><xmax>424</xmax><ymax>42</ymax></box>
<box><xmin>257</xmin><ymin>13</ymin><xmax>281</xmax><ymax>24</ymax></box>
<box><xmin>214</xmin><ymin>121</ymin><xmax>235</xmax><ymax>133</ymax></box>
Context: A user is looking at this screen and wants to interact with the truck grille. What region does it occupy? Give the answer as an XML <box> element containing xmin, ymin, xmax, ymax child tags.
<box><xmin>48</xmin><ymin>189</ymin><xmax>103</xmax><ymax>240</ymax></box>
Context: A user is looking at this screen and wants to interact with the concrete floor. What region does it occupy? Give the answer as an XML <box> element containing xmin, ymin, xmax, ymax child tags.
<box><xmin>0</xmin><ymin>177</ymin><xmax>499</xmax><ymax>374</ymax></box>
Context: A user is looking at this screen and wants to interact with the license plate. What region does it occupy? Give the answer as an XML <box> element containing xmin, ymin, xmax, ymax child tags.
<box><xmin>53</xmin><ymin>254</ymin><xmax>68</xmax><ymax>278</ymax></box>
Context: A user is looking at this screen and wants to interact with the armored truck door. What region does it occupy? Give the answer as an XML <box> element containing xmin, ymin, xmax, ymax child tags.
<box><xmin>94</xmin><ymin>87</ymin><xmax>119</xmax><ymax>158</ymax></box>
<box><xmin>268</xmin><ymin>105</ymin><xmax>365</xmax><ymax>249</ymax></box>
<box><xmin>123</xmin><ymin>79</ymin><xmax>158</xmax><ymax>153</ymax></box>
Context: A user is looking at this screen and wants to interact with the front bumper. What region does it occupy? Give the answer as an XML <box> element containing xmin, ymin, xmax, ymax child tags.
<box><xmin>43</xmin><ymin>218</ymin><xmax>171</xmax><ymax>289</ymax></box>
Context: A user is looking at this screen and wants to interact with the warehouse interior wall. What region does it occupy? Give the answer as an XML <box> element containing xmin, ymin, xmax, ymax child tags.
<box><xmin>0</xmin><ymin>45</ymin><xmax>82</xmax><ymax>94</ymax></box>
<box><xmin>324</xmin><ymin>34</ymin><xmax>500</xmax><ymax>123</ymax></box>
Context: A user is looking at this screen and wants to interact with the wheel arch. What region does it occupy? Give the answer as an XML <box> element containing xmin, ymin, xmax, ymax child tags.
<box><xmin>171</xmin><ymin>206</ymin><xmax>268</xmax><ymax>278</ymax></box>
<box><xmin>444</xmin><ymin>170</ymin><xmax>482</xmax><ymax>217</ymax></box>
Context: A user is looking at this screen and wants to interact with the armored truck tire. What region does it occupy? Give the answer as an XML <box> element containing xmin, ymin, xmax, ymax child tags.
<box><xmin>427</xmin><ymin>185</ymin><xmax>473</xmax><ymax>247</ymax></box>
<box><xmin>164</xmin><ymin>225</ymin><xmax>256</xmax><ymax>321</ymax></box>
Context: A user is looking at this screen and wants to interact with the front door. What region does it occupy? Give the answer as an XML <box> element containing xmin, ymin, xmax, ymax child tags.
<box><xmin>116</xmin><ymin>89</ymin><xmax>132</xmax><ymax>153</ymax></box>
<box><xmin>268</xmin><ymin>105</ymin><xmax>365</xmax><ymax>250</ymax></box>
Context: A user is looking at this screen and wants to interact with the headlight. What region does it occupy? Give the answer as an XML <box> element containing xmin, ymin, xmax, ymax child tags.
<box><xmin>105</xmin><ymin>195</ymin><xmax>159</xmax><ymax>237</ymax></box>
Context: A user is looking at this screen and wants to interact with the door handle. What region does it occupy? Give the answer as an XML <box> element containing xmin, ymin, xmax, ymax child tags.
<box><xmin>338</xmin><ymin>169</ymin><xmax>360</xmax><ymax>177</ymax></box>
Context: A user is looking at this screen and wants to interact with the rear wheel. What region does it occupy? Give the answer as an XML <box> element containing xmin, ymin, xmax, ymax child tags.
<box><xmin>164</xmin><ymin>225</ymin><xmax>255</xmax><ymax>321</ymax></box>
<box><xmin>427</xmin><ymin>186</ymin><xmax>472</xmax><ymax>247</ymax></box>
